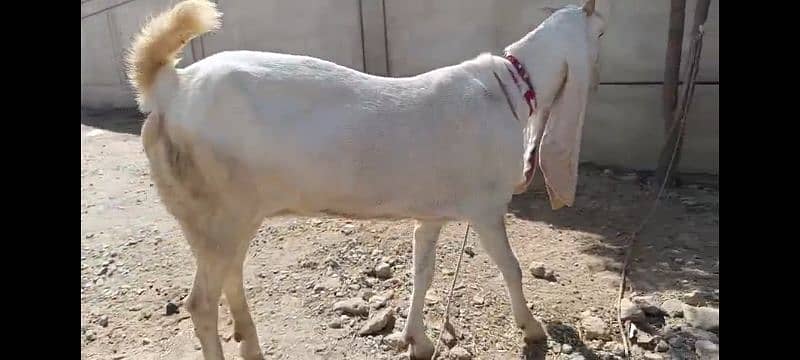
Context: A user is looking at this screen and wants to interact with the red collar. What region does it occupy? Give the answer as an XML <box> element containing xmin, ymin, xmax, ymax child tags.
<box><xmin>503</xmin><ymin>53</ymin><xmax>537</xmax><ymax>116</ymax></box>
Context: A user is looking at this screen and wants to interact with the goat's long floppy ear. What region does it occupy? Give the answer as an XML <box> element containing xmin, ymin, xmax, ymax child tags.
<box><xmin>537</xmin><ymin>31</ymin><xmax>592</xmax><ymax>210</ymax></box>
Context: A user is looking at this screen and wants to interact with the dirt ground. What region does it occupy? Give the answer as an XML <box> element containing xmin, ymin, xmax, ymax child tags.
<box><xmin>81</xmin><ymin>109</ymin><xmax>718</xmax><ymax>360</ymax></box>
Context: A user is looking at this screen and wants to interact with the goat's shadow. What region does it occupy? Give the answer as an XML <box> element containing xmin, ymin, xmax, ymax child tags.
<box><xmin>519</xmin><ymin>322</ymin><xmax>603</xmax><ymax>360</ymax></box>
<box><xmin>508</xmin><ymin>168</ymin><xmax>719</xmax><ymax>296</ymax></box>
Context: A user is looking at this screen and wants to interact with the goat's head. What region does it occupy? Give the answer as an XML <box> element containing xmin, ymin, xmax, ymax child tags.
<box><xmin>510</xmin><ymin>0</ymin><xmax>609</xmax><ymax>209</ymax></box>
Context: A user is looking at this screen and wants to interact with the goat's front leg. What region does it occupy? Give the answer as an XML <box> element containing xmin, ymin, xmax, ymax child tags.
<box><xmin>472</xmin><ymin>216</ymin><xmax>546</xmax><ymax>344</ymax></box>
<box><xmin>403</xmin><ymin>220</ymin><xmax>444</xmax><ymax>360</ymax></box>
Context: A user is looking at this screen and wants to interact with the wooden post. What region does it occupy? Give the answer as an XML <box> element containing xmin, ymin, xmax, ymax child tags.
<box><xmin>655</xmin><ymin>0</ymin><xmax>686</xmax><ymax>186</ymax></box>
<box><xmin>655</xmin><ymin>0</ymin><xmax>711</xmax><ymax>186</ymax></box>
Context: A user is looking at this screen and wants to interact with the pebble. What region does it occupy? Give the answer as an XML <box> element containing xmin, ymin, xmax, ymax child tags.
<box><xmin>656</xmin><ymin>340</ymin><xmax>669</xmax><ymax>352</ymax></box>
<box><xmin>328</xmin><ymin>319</ymin><xmax>342</xmax><ymax>329</ymax></box>
<box><xmin>620</xmin><ymin>298</ymin><xmax>645</xmax><ymax>322</ymax></box>
<box><xmin>682</xmin><ymin>327</ymin><xmax>719</xmax><ymax>343</ymax></box>
<box><xmin>370</xmin><ymin>290</ymin><xmax>394</xmax><ymax>309</ymax></box>
<box><xmin>448</xmin><ymin>346</ymin><xmax>472</xmax><ymax>359</ymax></box>
<box><xmin>314</xmin><ymin>277</ymin><xmax>341</xmax><ymax>292</ymax></box>
<box><xmin>660</xmin><ymin>299</ymin><xmax>684</xmax><ymax>317</ymax></box>
<box><xmin>333</xmin><ymin>298</ymin><xmax>369</xmax><ymax>316</ymax></box>
<box><xmin>361</xmin><ymin>290</ymin><xmax>376</xmax><ymax>301</ymax></box>
<box><xmin>581</xmin><ymin>316</ymin><xmax>610</xmax><ymax>340</ymax></box>
<box><xmin>382</xmin><ymin>332</ymin><xmax>407</xmax><ymax>351</ymax></box>
<box><xmin>142</xmin><ymin>338</ymin><xmax>151</xmax><ymax>345</ymax></box>
<box><xmin>683</xmin><ymin>305</ymin><xmax>718</xmax><ymax>331</ymax></box>
<box><xmin>633</xmin><ymin>296</ymin><xmax>667</xmax><ymax>316</ymax></box>
<box><xmin>98</xmin><ymin>315</ymin><xmax>109</xmax><ymax>327</ymax></box>
<box><xmin>471</xmin><ymin>294</ymin><xmax>484</xmax><ymax>306</ymax></box>
<box><xmin>358</xmin><ymin>308</ymin><xmax>395</xmax><ymax>336</ymax></box>
<box><xmin>561</xmin><ymin>343</ymin><xmax>574</xmax><ymax>354</ymax></box>
<box><xmin>341</xmin><ymin>224</ymin><xmax>356</xmax><ymax>235</ymax></box>
<box><xmin>165</xmin><ymin>302</ymin><xmax>179</xmax><ymax>316</ymax></box>
<box><xmin>683</xmin><ymin>290</ymin><xmax>712</xmax><ymax>306</ymax></box>
<box><xmin>464</xmin><ymin>246</ymin><xmax>476</xmax><ymax>257</ymax></box>
<box><xmin>374</xmin><ymin>262</ymin><xmax>393</xmax><ymax>279</ymax></box>
<box><xmin>528</xmin><ymin>262</ymin><xmax>547</xmax><ymax>278</ymax></box>
<box><xmin>694</xmin><ymin>340</ymin><xmax>719</xmax><ymax>359</ymax></box>
<box><xmin>636</xmin><ymin>332</ymin><xmax>655</xmax><ymax>350</ymax></box>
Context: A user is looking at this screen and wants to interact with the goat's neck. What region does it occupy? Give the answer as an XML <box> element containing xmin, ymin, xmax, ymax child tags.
<box><xmin>504</xmin><ymin>32</ymin><xmax>563</xmax><ymax>113</ymax></box>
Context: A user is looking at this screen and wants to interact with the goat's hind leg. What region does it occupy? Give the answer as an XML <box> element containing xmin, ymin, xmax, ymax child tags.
<box><xmin>182</xmin><ymin>215</ymin><xmax>262</xmax><ymax>360</ymax></box>
<box><xmin>223</xmin><ymin>233</ymin><xmax>264</xmax><ymax>360</ymax></box>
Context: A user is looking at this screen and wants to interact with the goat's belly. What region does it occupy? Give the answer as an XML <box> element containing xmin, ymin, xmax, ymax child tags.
<box><xmin>259</xmin><ymin>171</ymin><xmax>463</xmax><ymax>221</ymax></box>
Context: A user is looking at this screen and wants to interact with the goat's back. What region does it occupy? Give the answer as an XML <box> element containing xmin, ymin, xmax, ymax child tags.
<box><xmin>158</xmin><ymin>50</ymin><xmax>524</xmax><ymax>220</ymax></box>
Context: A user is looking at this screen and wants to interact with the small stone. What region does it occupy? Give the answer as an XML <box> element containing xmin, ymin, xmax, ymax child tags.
<box><xmin>643</xmin><ymin>353</ymin><xmax>664</xmax><ymax>360</ymax></box>
<box><xmin>358</xmin><ymin>308</ymin><xmax>395</xmax><ymax>335</ymax></box>
<box><xmin>683</xmin><ymin>305</ymin><xmax>718</xmax><ymax>331</ymax></box>
<box><xmin>656</xmin><ymin>340</ymin><xmax>669</xmax><ymax>352</ymax></box>
<box><xmin>529</xmin><ymin>262</ymin><xmax>547</xmax><ymax>278</ymax></box>
<box><xmin>328</xmin><ymin>319</ymin><xmax>342</xmax><ymax>329</ymax></box>
<box><xmin>129</xmin><ymin>304</ymin><xmax>144</xmax><ymax>311</ymax></box>
<box><xmin>374</xmin><ymin>262</ymin><xmax>393</xmax><ymax>279</ymax></box>
<box><xmin>341</xmin><ymin>224</ymin><xmax>356</xmax><ymax>235</ymax></box>
<box><xmin>568</xmin><ymin>354</ymin><xmax>586</xmax><ymax>360</ymax></box>
<box><xmin>448</xmin><ymin>346</ymin><xmax>472</xmax><ymax>360</ymax></box>
<box><xmin>361</xmin><ymin>290</ymin><xmax>376</xmax><ymax>301</ymax></box>
<box><xmin>98</xmin><ymin>315</ymin><xmax>109</xmax><ymax>327</ymax></box>
<box><xmin>610</xmin><ymin>343</ymin><xmax>625</xmax><ymax>356</ymax></box>
<box><xmin>682</xmin><ymin>327</ymin><xmax>719</xmax><ymax>343</ymax></box>
<box><xmin>165</xmin><ymin>302</ymin><xmax>179</xmax><ymax>316</ymax></box>
<box><xmin>561</xmin><ymin>343</ymin><xmax>574</xmax><ymax>354</ymax></box>
<box><xmin>603</xmin><ymin>169</ymin><xmax>614</xmax><ymax>176</ymax></box>
<box><xmin>371</xmin><ymin>290</ymin><xmax>395</xmax><ymax>309</ymax></box>
<box><xmin>471</xmin><ymin>294</ymin><xmax>484</xmax><ymax>306</ymax></box>
<box><xmin>636</xmin><ymin>332</ymin><xmax>656</xmax><ymax>350</ymax></box>
<box><xmin>660</xmin><ymin>299</ymin><xmax>684</xmax><ymax>317</ymax></box>
<box><xmin>581</xmin><ymin>316</ymin><xmax>610</xmax><ymax>340</ymax></box>
<box><xmin>314</xmin><ymin>277</ymin><xmax>341</xmax><ymax>292</ymax></box>
<box><xmin>621</xmin><ymin>299</ymin><xmax>645</xmax><ymax>322</ymax></box>
<box><xmin>694</xmin><ymin>340</ymin><xmax>719</xmax><ymax>359</ymax></box>
<box><xmin>142</xmin><ymin>338</ymin><xmax>151</xmax><ymax>345</ymax></box>
<box><xmin>633</xmin><ymin>297</ymin><xmax>667</xmax><ymax>317</ymax></box>
<box><xmin>334</xmin><ymin>298</ymin><xmax>370</xmax><ymax>316</ymax></box>
<box><xmin>683</xmin><ymin>290</ymin><xmax>712</xmax><ymax>306</ymax></box>
<box><xmin>85</xmin><ymin>330</ymin><xmax>96</xmax><ymax>342</ymax></box>
<box><xmin>464</xmin><ymin>246</ymin><xmax>476</xmax><ymax>257</ymax></box>
<box><xmin>194</xmin><ymin>344</ymin><xmax>202</xmax><ymax>350</ymax></box>
<box><xmin>300</xmin><ymin>260</ymin><xmax>318</xmax><ymax>269</ymax></box>
<box><xmin>382</xmin><ymin>332</ymin><xmax>407</xmax><ymax>351</ymax></box>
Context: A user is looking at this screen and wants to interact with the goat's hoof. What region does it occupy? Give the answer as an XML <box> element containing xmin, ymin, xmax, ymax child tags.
<box><xmin>238</xmin><ymin>340</ymin><xmax>264</xmax><ymax>360</ymax></box>
<box><xmin>520</xmin><ymin>341</ymin><xmax>548</xmax><ymax>360</ymax></box>
<box><xmin>406</xmin><ymin>335</ymin><xmax>434</xmax><ymax>360</ymax></box>
<box><xmin>520</xmin><ymin>319</ymin><xmax>547</xmax><ymax>344</ymax></box>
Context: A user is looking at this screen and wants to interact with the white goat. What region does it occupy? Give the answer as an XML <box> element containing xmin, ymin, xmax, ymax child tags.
<box><xmin>125</xmin><ymin>1</ymin><xmax>608</xmax><ymax>359</ymax></box>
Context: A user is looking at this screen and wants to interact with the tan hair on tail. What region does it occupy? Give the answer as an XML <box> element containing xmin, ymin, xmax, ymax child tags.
<box><xmin>124</xmin><ymin>0</ymin><xmax>221</xmax><ymax>110</ymax></box>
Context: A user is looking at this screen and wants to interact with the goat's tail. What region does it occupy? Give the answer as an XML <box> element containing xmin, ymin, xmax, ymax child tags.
<box><xmin>125</xmin><ymin>0</ymin><xmax>221</xmax><ymax>112</ymax></box>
